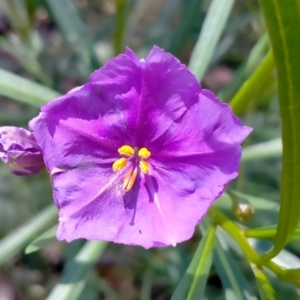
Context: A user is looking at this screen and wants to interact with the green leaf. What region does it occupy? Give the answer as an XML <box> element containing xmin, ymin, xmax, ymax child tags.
<box><xmin>214</xmin><ymin>232</ymin><xmax>258</xmax><ymax>300</ymax></box>
<box><xmin>188</xmin><ymin>0</ymin><xmax>234</xmax><ymax>82</ymax></box>
<box><xmin>25</xmin><ymin>225</ymin><xmax>57</xmax><ymax>254</ymax></box>
<box><xmin>259</xmin><ymin>0</ymin><xmax>300</xmax><ymax>259</ymax></box>
<box><xmin>171</xmin><ymin>223</ymin><xmax>215</xmax><ymax>300</ymax></box>
<box><xmin>0</xmin><ymin>205</ymin><xmax>57</xmax><ymax>266</ymax></box>
<box><xmin>169</xmin><ymin>0</ymin><xmax>201</xmax><ymax>56</ymax></box>
<box><xmin>46</xmin><ymin>241</ymin><xmax>106</xmax><ymax>300</ymax></box>
<box><xmin>241</xmin><ymin>138</ymin><xmax>282</xmax><ymax>161</ymax></box>
<box><xmin>218</xmin><ymin>33</ymin><xmax>269</xmax><ymax>102</ymax></box>
<box><xmin>46</xmin><ymin>0</ymin><xmax>100</xmax><ymax>71</ymax></box>
<box><xmin>229</xmin><ymin>51</ymin><xmax>275</xmax><ymax>115</ymax></box>
<box><xmin>251</xmin><ymin>265</ymin><xmax>277</xmax><ymax>300</ymax></box>
<box><xmin>0</xmin><ymin>68</ymin><xmax>60</xmax><ymax>106</ymax></box>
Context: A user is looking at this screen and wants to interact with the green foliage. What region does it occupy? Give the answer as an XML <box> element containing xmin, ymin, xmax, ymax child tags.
<box><xmin>0</xmin><ymin>68</ymin><xmax>60</xmax><ymax>106</ymax></box>
<box><xmin>189</xmin><ymin>0</ymin><xmax>234</xmax><ymax>81</ymax></box>
<box><xmin>259</xmin><ymin>0</ymin><xmax>300</xmax><ymax>259</ymax></box>
<box><xmin>1</xmin><ymin>0</ymin><xmax>300</xmax><ymax>299</ymax></box>
<box><xmin>47</xmin><ymin>241</ymin><xmax>106</xmax><ymax>300</ymax></box>
<box><xmin>0</xmin><ymin>205</ymin><xmax>57</xmax><ymax>266</ymax></box>
<box><xmin>171</xmin><ymin>222</ymin><xmax>215</xmax><ymax>300</ymax></box>
<box><xmin>45</xmin><ymin>0</ymin><xmax>100</xmax><ymax>72</ymax></box>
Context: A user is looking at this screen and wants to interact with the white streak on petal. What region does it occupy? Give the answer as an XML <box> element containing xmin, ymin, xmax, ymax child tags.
<box><xmin>145</xmin><ymin>176</ymin><xmax>177</xmax><ymax>247</ymax></box>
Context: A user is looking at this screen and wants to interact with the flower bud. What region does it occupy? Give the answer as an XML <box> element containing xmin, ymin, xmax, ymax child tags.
<box><xmin>233</xmin><ymin>199</ymin><xmax>254</xmax><ymax>222</ymax></box>
<box><xmin>0</xmin><ymin>126</ymin><xmax>44</xmax><ymax>175</ymax></box>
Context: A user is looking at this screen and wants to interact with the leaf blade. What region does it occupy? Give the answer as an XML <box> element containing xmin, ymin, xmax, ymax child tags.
<box><xmin>214</xmin><ymin>231</ymin><xmax>258</xmax><ymax>300</ymax></box>
<box><xmin>25</xmin><ymin>225</ymin><xmax>57</xmax><ymax>254</ymax></box>
<box><xmin>0</xmin><ymin>68</ymin><xmax>60</xmax><ymax>106</ymax></box>
<box><xmin>46</xmin><ymin>241</ymin><xmax>106</xmax><ymax>300</ymax></box>
<box><xmin>46</xmin><ymin>0</ymin><xmax>100</xmax><ymax>71</ymax></box>
<box><xmin>0</xmin><ymin>205</ymin><xmax>57</xmax><ymax>266</ymax></box>
<box><xmin>188</xmin><ymin>0</ymin><xmax>234</xmax><ymax>81</ymax></box>
<box><xmin>259</xmin><ymin>0</ymin><xmax>300</xmax><ymax>258</ymax></box>
<box><xmin>171</xmin><ymin>223</ymin><xmax>215</xmax><ymax>300</ymax></box>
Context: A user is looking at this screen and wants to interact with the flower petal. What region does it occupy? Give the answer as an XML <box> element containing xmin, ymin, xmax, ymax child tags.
<box><xmin>29</xmin><ymin>84</ymin><xmax>135</xmax><ymax>172</ymax></box>
<box><xmin>54</xmin><ymin>165</ymin><xmax>183</xmax><ymax>248</ymax></box>
<box><xmin>147</xmin><ymin>89</ymin><xmax>252</xmax><ymax>159</ymax></box>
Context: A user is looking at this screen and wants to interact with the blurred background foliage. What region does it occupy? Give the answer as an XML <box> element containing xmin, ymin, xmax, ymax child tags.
<box><xmin>0</xmin><ymin>0</ymin><xmax>299</xmax><ymax>299</ymax></box>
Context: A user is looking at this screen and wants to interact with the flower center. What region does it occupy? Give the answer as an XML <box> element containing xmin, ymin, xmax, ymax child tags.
<box><xmin>112</xmin><ymin>145</ymin><xmax>151</xmax><ymax>192</ymax></box>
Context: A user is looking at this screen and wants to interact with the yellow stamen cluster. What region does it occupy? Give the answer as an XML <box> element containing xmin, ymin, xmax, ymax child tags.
<box><xmin>112</xmin><ymin>145</ymin><xmax>151</xmax><ymax>192</ymax></box>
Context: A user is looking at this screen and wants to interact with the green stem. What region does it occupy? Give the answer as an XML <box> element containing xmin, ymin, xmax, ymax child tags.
<box><xmin>245</xmin><ymin>225</ymin><xmax>300</xmax><ymax>241</ymax></box>
<box><xmin>208</xmin><ymin>206</ymin><xmax>289</xmax><ymax>276</ymax></box>
<box><xmin>114</xmin><ymin>0</ymin><xmax>127</xmax><ymax>55</ymax></box>
<box><xmin>229</xmin><ymin>51</ymin><xmax>275</xmax><ymax>115</ymax></box>
<box><xmin>251</xmin><ymin>264</ymin><xmax>277</xmax><ymax>300</ymax></box>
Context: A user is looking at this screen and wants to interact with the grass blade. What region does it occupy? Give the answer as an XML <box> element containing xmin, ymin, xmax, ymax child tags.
<box><xmin>46</xmin><ymin>0</ymin><xmax>100</xmax><ymax>71</ymax></box>
<box><xmin>259</xmin><ymin>0</ymin><xmax>300</xmax><ymax>259</ymax></box>
<box><xmin>171</xmin><ymin>222</ymin><xmax>215</xmax><ymax>300</ymax></box>
<box><xmin>25</xmin><ymin>225</ymin><xmax>57</xmax><ymax>254</ymax></box>
<box><xmin>188</xmin><ymin>0</ymin><xmax>234</xmax><ymax>82</ymax></box>
<box><xmin>46</xmin><ymin>241</ymin><xmax>106</xmax><ymax>300</ymax></box>
<box><xmin>0</xmin><ymin>68</ymin><xmax>60</xmax><ymax>106</ymax></box>
<box><xmin>0</xmin><ymin>205</ymin><xmax>57</xmax><ymax>266</ymax></box>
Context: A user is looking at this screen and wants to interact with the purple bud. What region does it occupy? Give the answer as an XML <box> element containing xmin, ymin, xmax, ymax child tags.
<box><xmin>0</xmin><ymin>126</ymin><xmax>44</xmax><ymax>176</ymax></box>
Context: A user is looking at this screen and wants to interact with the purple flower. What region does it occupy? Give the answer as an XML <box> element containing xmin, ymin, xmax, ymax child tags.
<box><xmin>0</xmin><ymin>126</ymin><xmax>44</xmax><ymax>175</ymax></box>
<box><xmin>30</xmin><ymin>46</ymin><xmax>251</xmax><ymax>248</ymax></box>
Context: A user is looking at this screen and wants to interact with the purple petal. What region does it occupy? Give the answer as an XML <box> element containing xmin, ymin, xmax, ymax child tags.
<box><xmin>147</xmin><ymin>89</ymin><xmax>252</xmax><ymax>159</ymax></box>
<box><xmin>0</xmin><ymin>126</ymin><xmax>44</xmax><ymax>175</ymax></box>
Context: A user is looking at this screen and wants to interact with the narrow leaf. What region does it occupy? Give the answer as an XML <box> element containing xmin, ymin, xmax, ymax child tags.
<box><xmin>214</xmin><ymin>231</ymin><xmax>258</xmax><ymax>300</ymax></box>
<box><xmin>25</xmin><ymin>225</ymin><xmax>57</xmax><ymax>254</ymax></box>
<box><xmin>241</xmin><ymin>138</ymin><xmax>282</xmax><ymax>161</ymax></box>
<box><xmin>0</xmin><ymin>68</ymin><xmax>60</xmax><ymax>106</ymax></box>
<box><xmin>188</xmin><ymin>0</ymin><xmax>234</xmax><ymax>82</ymax></box>
<box><xmin>171</xmin><ymin>224</ymin><xmax>215</xmax><ymax>300</ymax></box>
<box><xmin>218</xmin><ymin>33</ymin><xmax>269</xmax><ymax>101</ymax></box>
<box><xmin>259</xmin><ymin>0</ymin><xmax>300</xmax><ymax>259</ymax></box>
<box><xmin>229</xmin><ymin>51</ymin><xmax>275</xmax><ymax>115</ymax></box>
<box><xmin>46</xmin><ymin>0</ymin><xmax>100</xmax><ymax>71</ymax></box>
<box><xmin>0</xmin><ymin>205</ymin><xmax>57</xmax><ymax>265</ymax></box>
<box><xmin>46</xmin><ymin>241</ymin><xmax>106</xmax><ymax>300</ymax></box>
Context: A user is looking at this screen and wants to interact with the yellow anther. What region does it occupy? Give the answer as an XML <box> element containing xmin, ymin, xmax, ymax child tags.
<box><xmin>139</xmin><ymin>160</ymin><xmax>150</xmax><ymax>174</ymax></box>
<box><xmin>138</xmin><ymin>147</ymin><xmax>151</xmax><ymax>159</ymax></box>
<box><xmin>112</xmin><ymin>158</ymin><xmax>127</xmax><ymax>172</ymax></box>
<box><xmin>122</xmin><ymin>167</ymin><xmax>137</xmax><ymax>191</ymax></box>
<box><xmin>118</xmin><ymin>145</ymin><xmax>135</xmax><ymax>156</ymax></box>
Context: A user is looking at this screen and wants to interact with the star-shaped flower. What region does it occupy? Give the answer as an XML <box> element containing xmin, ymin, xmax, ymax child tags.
<box><xmin>29</xmin><ymin>46</ymin><xmax>251</xmax><ymax>248</ymax></box>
